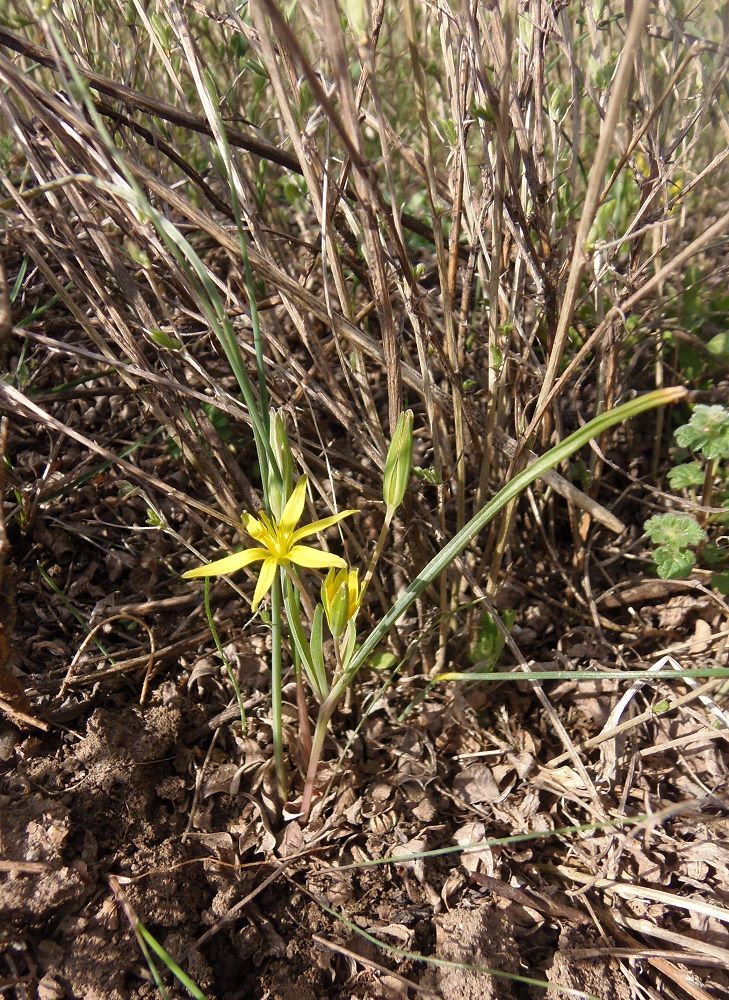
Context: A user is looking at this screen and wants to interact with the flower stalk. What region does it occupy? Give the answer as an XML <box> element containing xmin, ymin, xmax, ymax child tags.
<box><xmin>270</xmin><ymin>571</ymin><xmax>287</xmax><ymax>802</ymax></box>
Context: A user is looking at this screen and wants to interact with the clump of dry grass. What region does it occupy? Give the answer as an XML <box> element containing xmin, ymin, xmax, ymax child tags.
<box><xmin>2</xmin><ymin>2</ymin><xmax>726</xmax><ymax>585</ymax></box>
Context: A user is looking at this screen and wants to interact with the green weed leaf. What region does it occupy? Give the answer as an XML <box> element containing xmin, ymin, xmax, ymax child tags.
<box><xmin>667</xmin><ymin>462</ymin><xmax>705</xmax><ymax>490</ymax></box>
<box><xmin>711</xmin><ymin>571</ymin><xmax>729</xmax><ymax>595</ymax></box>
<box><xmin>675</xmin><ymin>405</ymin><xmax>729</xmax><ymax>460</ymax></box>
<box><xmin>414</xmin><ymin>466</ymin><xmax>442</xmax><ymax>486</ymax></box>
<box><xmin>149</xmin><ymin>329</ymin><xmax>183</xmax><ymax>350</ymax></box>
<box><xmin>706</xmin><ymin>332</ymin><xmax>729</xmax><ymax>362</ymax></box>
<box><xmin>146</xmin><ymin>507</ymin><xmax>164</xmax><ymax>528</ymax></box>
<box><xmin>368</xmin><ymin>651</ymin><xmax>398</xmax><ymax>671</ymax></box>
<box><xmin>548</xmin><ymin>82</ymin><xmax>571</xmax><ymax>121</ymax></box>
<box><xmin>468</xmin><ymin>610</ymin><xmax>515</xmax><ymax>670</ymax></box>
<box><xmin>202</xmin><ymin>403</ymin><xmax>231</xmax><ymax>442</ymax></box>
<box><xmin>653</xmin><ymin>545</ymin><xmax>696</xmax><ymax>580</ymax></box>
<box><xmin>644</xmin><ymin>513</ymin><xmax>707</xmax><ymax>548</ymax></box>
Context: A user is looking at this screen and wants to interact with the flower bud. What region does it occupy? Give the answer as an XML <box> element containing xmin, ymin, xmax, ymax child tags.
<box><xmin>266</xmin><ymin>408</ymin><xmax>294</xmax><ymax>521</ymax></box>
<box><xmin>321</xmin><ymin>567</ymin><xmax>362</xmax><ymax>637</ymax></box>
<box><xmin>383</xmin><ymin>409</ymin><xmax>413</xmax><ymax>517</ymax></box>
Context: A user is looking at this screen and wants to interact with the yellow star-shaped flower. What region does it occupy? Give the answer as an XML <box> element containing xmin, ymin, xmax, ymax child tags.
<box><xmin>183</xmin><ymin>477</ymin><xmax>357</xmax><ymax>611</ymax></box>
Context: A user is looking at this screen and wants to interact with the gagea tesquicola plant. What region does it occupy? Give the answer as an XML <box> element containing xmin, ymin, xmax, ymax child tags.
<box><xmin>183</xmin><ymin>391</ymin><xmax>687</xmax><ymax>821</ymax></box>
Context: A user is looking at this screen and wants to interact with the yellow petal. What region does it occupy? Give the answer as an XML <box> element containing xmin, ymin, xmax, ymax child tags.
<box><xmin>291</xmin><ymin>508</ymin><xmax>357</xmax><ymax>544</ymax></box>
<box><xmin>183</xmin><ymin>547</ymin><xmax>268</xmax><ymax>579</ymax></box>
<box><xmin>251</xmin><ymin>558</ymin><xmax>278</xmax><ymax>611</ymax></box>
<box><xmin>242</xmin><ymin>513</ymin><xmax>272</xmax><ymax>545</ymax></box>
<box><xmin>279</xmin><ymin>476</ymin><xmax>308</xmax><ymax>534</ymax></box>
<box><xmin>322</xmin><ymin>566</ymin><xmax>344</xmax><ymax>605</ymax></box>
<box><xmin>258</xmin><ymin>511</ymin><xmax>277</xmax><ymax>536</ymax></box>
<box><xmin>347</xmin><ymin>569</ymin><xmax>361</xmax><ymax>614</ymax></box>
<box><xmin>288</xmin><ymin>545</ymin><xmax>347</xmax><ymax>570</ymax></box>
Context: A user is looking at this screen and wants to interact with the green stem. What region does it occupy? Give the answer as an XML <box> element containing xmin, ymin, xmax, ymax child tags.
<box><xmin>361</xmin><ymin>510</ymin><xmax>392</xmax><ymax>598</ymax></box>
<box><xmin>300</xmin><ymin>663</ymin><xmax>359</xmax><ymax>819</ymax></box>
<box><xmin>270</xmin><ymin>570</ymin><xmax>287</xmax><ymax>804</ymax></box>
<box><xmin>701</xmin><ymin>457</ymin><xmax>716</xmax><ymax>525</ymax></box>
<box><xmin>300</xmin><ymin>692</ymin><xmax>339</xmax><ymax>819</ymax></box>
<box><xmin>294</xmin><ymin>659</ymin><xmax>313</xmax><ymax>765</ymax></box>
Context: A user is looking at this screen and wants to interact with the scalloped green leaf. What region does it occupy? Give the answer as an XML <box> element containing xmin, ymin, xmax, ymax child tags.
<box><xmin>675</xmin><ymin>405</ymin><xmax>729</xmax><ymax>460</ymax></box>
<box><xmin>667</xmin><ymin>462</ymin><xmax>705</xmax><ymax>491</ymax></box>
<box><xmin>644</xmin><ymin>513</ymin><xmax>707</xmax><ymax>548</ymax></box>
<box><xmin>653</xmin><ymin>545</ymin><xmax>696</xmax><ymax>580</ymax></box>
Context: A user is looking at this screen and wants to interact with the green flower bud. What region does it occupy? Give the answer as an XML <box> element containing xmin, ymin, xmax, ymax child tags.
<box><xmin>266</xmin><ymin>409</ymin><xmax>294</xmax><ymax>521</ymax></box>
<box><xmin>383</xmin><ymin>409</ymin><xmax>413</xmax><ymax>517</ymax></box>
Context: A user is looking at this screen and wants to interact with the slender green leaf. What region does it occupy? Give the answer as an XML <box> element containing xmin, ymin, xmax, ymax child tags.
<box><xmin>333</xmin><ymin>814</ymin><xmax>647</xmax><ymax>870</ymax></box>
<box><xmin>340</xmin><ymin>618</ymin><xmax>357</xmax><ymax>668</ymax></box>
<box><xmin>283</xmin><ymin>582</ymin><xmax>328</xmax><ymax>701</ymax></box>
<box><xmin>437</xmin><ymin>667</ymin><xmax>729</xmax><ymax>683</ymax></box>
<box><xmin>311</xmin><ymin>603</ymin><xmax>327</xmax><ymax>697</ymax></box>
<box><xmin>137</xmin><ymin>922</ymin><xmax>208</xmax><ymax>1000</ymax></box>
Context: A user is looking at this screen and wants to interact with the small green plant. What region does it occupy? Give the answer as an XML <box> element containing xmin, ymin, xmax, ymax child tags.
<box><xmin>644</xmin><ymin>512</ymin><xmax>708</xmax><ymax>580</ymax></box>
<box><xmin>183</xmin><ymin>408</ymin><xmax>413</xmax><ymax>812</ymax></box>
<box><xmin>183</xmin><ymin>389</ymin><xmax>686</xmax><ymax>820</ymax></box>
<box><xmin>645</xmin><ymin>404</ymin><xmax>729</xmax><ymax>582</ymax></box>
<box><xmin>135</xmin><ymin>921</ymin><xmax>208</xmax><ymax>1000</ymax></box>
